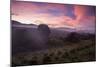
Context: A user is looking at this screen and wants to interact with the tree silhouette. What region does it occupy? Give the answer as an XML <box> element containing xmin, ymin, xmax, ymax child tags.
<box><xmin>35</xmin><ymin>24</ymin><xmax>51</xmax><ymax>48</ymax></box>
<box><xmin>37</xmin><ymin>24</ymin><xmax>51</xmax><ymax>36</ymax></box>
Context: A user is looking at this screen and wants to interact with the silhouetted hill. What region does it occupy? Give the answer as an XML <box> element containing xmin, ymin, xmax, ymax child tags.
<box><xmin>77</xmin><ymin>29</ymin><xmax>96</xmax><ymax>34</ymax></box>
<box><xmin>12</xmin><ymin>20</ymin><xmax>21</xmax><ymax>25</ymax></box>
<box><xmin>57</xmin><ymin>27</ymin><xmax>76</xmax><ymax>32</ymax></box>
<box><xmin>12</xmin><ymin>20</ymin><xmax>37</xmax><ymax>28</ymax></box>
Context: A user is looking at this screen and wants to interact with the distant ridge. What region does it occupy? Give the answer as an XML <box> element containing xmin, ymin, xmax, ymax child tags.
<box><xmin>12</xmin><ymin>20</ymin><xmax>21</xmax><ymax>25</ymax></box>
<box><xmin>11</xmin><ymin>20</ymin><xmax>95</xmax><ymax>34</ymax></box>
<box><xmin>56</xmin><ymin>27</ymin><xmax>76</xmax><ymax>32</ymax></box>
<box><xmin>12</xmin><ymin>20</ymin><xmax>38</xmax><ymax>28</ymax></box>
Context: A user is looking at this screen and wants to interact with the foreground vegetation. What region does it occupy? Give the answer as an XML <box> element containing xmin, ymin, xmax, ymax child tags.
<box><xmin>12</xmin><ymin>33</ymin><xmax>96</xmax><ymax>66</ymax></box>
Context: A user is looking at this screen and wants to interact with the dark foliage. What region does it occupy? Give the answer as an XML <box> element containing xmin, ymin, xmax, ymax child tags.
<box><xmin>65</xmin><ymin>32</ymin><xmax>80</xmax><ymax>43</ymax></box>
<box><xmin>38</xmin><ymin>24</ymin><xmax>51</xmax><ymax>36</ymax></box>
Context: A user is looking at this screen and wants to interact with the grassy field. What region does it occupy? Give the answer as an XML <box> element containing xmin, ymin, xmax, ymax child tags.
<box><xmin>12</xmin><ymin>36</ymin><xmax>96</xmax><ymax>66</ymax></box>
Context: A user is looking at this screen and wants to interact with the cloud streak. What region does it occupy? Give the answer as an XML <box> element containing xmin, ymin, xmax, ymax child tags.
<box><xmin>11</xmin><ymin>1</ymin><xmax>96</xmax><ymax>32</ymax></box>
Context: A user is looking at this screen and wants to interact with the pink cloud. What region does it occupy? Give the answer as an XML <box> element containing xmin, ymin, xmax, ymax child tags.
<box><xmin>11</xmin><ymin>1</ymin><xmax>96</xmax><ymax>30</ymax></box>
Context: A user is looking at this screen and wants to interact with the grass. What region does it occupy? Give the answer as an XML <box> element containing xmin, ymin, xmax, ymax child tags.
<box><xmin>12</xmin><ymin>36</ymin><xmax>96</xmax><ymax>66</ymax></box>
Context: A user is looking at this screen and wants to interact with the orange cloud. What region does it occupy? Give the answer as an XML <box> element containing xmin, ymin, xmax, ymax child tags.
<box><xmin>74</xmin><ymin>5</ymin><xmax>87</xmax><ymax>20</ymax></box>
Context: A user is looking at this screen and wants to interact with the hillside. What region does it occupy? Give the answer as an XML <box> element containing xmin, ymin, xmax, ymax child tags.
<box><xmin>11</xmin><ymin>20</ymin><xmax>96</xmax><ymax>66</ymax></box>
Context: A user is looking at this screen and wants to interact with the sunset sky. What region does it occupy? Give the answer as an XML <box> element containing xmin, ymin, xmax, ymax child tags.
<box><xmin>11</xmin><ymin>1</ymin><xmax>96</xmax><ymax>32</ymax></box>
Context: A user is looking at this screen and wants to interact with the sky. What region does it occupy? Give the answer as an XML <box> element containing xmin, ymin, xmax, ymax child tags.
<box><xmin>11</xmin><ymin>1</ymin><xmax>96</xmax><ymax>32</ymax></box>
